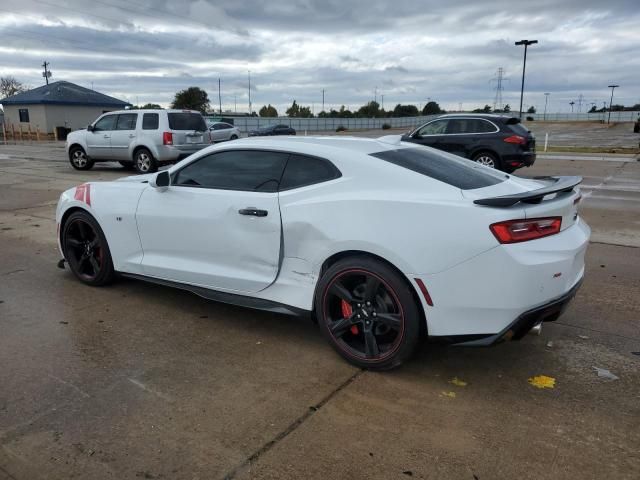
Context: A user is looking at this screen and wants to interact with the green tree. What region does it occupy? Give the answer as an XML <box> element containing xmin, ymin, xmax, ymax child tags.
<box><xmin>338</xmin><ymin>105</ymin><xmax>353</xmax><ymax>118</ymax></box>
<box><xmin>171</xmin><ymin>87</ymin><xmax>210</xmax><ymax>113</ymax></box>
<box><xmin>393</xmin><ymin>104</ymin><xmax>420</xmax><ymax>117</ymax></box>
<box><xmin>357</xmin><ymin>101</ymin><xmax>381</xmax><ymax>118</ymax></box>
<box><xmin>472</xmin><ymin>104</ymin><xmax>492</xmax><ymax>113</ymax></box>
<box><xmin>527</xmin><ymin>106</ymin><xmax>537</xmax><ymax>114</ymax></box>
<box><xmin>422</xmin><ymin>101</ymin><xmax>444</xmax><ymax>115</ymax></box>
<box><xmin>259</xmin><ymin>104</ymin><xmax>278</xmax><ymax>117</ymax></box>
<box><xmin>286</xmin><ymin>100</ymin><xmax>300</xmax><ymax>117</ymax></box>
<box><xmin>132</xmin><ymin>103</ymin><xmax>162</xmax><ymax>109</ymax></box>
<box><xmin>286</xmin><ymin>100</ymin><xmax>313</xmax><ymax>117</ymax></box>
<box><xmin>503</xmin><ymin>104</ymin><xmax>511</xmax><ymax>113</ymax></box>
<box><xmin>588</xmin><ymin>105</ymin><xmax>597</xmax><ymax>113</ymax></box>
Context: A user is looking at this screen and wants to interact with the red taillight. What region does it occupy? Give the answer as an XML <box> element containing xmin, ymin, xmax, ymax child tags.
<box><xmin>163</xmin><ymin>131</ymin><xmax>173</xmax><ymax>145</ymax></box>
<box><xmin>503</xmin><ymin>135</ymin><xmax>527</xmax><ymax>145</ymax></box>
<box><xmin>490</xmin><ymin>217</ymin><xmax>562</xmax><ymax>244</ymax></box>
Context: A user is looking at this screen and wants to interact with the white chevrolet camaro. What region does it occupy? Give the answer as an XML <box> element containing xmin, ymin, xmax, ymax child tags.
<box><xmin>56</xmin><ymin>136</ymin><xmax>590</xmax><ymax>369</ymax></box>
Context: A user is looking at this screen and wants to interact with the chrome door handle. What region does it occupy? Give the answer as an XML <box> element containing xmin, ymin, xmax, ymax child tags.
<box><xmin>128</xmin><ymin>134</ymin><xmax>135</xmax><ymax>138</ymax></box>
<box><xmin>103</xmin><ymin>135</ymin><xmax>110</xmax><ymax>138</ymax></box>
<box><xmin>238</xmin><ymin>207</ymin><xmax>268</xmax><ymax>217</ymax></box>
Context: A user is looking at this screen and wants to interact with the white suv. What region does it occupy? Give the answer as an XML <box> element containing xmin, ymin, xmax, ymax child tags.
<box><xmin>66</xmin><ymin>109</ymin><xmax>211</xmax><ymax>173</ymax></box>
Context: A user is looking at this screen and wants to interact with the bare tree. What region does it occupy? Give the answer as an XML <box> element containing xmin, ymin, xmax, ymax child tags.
<box><xmin>0</xmin><ymin>76</ymin><xmax>27</xmax><ymax>98</ymax></box>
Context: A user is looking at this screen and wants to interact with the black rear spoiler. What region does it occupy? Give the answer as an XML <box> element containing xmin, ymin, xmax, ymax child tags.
<box><xmin>473</xmin><ymin>176</ymin><xmax>582</xmax><ymax>207</ymax></box>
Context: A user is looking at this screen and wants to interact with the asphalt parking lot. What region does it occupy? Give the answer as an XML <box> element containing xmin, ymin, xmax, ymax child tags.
<box><xmin>1</xmin><ymin>141</ymin><xmax>639</xmax><ymax>479</ymax></box>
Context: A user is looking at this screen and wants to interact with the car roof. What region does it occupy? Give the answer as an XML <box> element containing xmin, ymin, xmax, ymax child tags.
<box><xmin>102</xmin><ymin>109</ymin><xmax>201</xmax><ymax>114</ymax></box>
<box><xmin>436</xmin><ymin>113</ymin><xmax>517</xmax><ymax>121</ymax></box>
<box><xmin>221</xmin><ymin>135</ymin><xmax>407</xmax><ymax>156</ymax></box>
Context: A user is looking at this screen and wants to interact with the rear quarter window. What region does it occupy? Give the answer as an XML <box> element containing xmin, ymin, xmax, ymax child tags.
<box><xmin>279</xmin><ymin>154</ymin><xmax>341</xmax><ymax>190</ymax></box>
<box><xmin>370</xmin><ymin>148</ymin><xmax>505</xmax><ymax>190</ymax></box>
<box><xmin>168</xmin><ymin>113</ymin><xmax>207</xmax><ymax>131</ymax></box>
<box><xmin>142</xmin><ymin>113</ymin><xmax>159</xmax><ymax>130</ymax></box>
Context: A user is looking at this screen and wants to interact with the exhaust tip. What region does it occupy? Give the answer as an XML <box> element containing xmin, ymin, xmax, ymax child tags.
<box><xmin>530</xmin><ymin>323</ymin><xmax>543</xmax><ymax>336</ymax></box>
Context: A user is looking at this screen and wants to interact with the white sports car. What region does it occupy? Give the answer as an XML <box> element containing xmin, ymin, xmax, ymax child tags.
<box><xmin>56</xmin><ymin>136</ymin><xmax>589</xmax><ymax>369</ymax></box>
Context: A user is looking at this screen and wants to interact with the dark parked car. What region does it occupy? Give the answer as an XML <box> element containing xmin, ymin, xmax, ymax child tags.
<box><xmin>248</xmin><ymin>124</ymin><xmax>296</xmax><ymax>137</ymax></box>
<box><xmin>401</xmin><ymin>114</ymin><xmax>536</xmax><ymax>172</ymax></box>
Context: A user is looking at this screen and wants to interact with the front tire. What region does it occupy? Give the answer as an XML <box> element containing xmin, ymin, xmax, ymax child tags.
<box><xmin>69</xmin><ymin>146</ymin><xmax>94</xmax><ymax>170</ymax></box>
<box><xmin>473</xmin><ymin>151</ymin><xmax>500</xmax><ymax>169</ymax></box>
<box><xmin>230</xmin><ymin>134</ymin><xmax>238</xmax><ymax>140</ymax></box>
<box><xmin>315</xmin><ymin>256</ymin><xmax>422</xmax><ymax>370</ymax></box>
<box><xmin>134</xmin><ymin>148</ymin><xmax>157</xmax><ymax>174</ymax></box>
<box><xmin>62</xmin><ymin>211</ymin><xmax>115</xmax><ymax>286</ymax></box>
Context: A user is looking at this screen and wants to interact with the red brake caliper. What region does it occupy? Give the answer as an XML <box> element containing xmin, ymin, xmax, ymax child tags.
<box><xmin>341</xmin><ymin>300</ymin><xmax>358</xmax><ymax>335</ymax></box>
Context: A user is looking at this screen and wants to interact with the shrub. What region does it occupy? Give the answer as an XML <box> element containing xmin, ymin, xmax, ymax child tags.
<box><xmin>336</xmin><ymin>125</ymin><xmax>347</xmax><ymax>132</ymax></box>
<box><xmin>382</xmin><ymin>123</ymin><xmax>392</xmax><ymax>130</ymax></box>
<box><xmin>526</xmin><ymin>116</ymin><xmax>535</xmax><ymax>121</ymax></box>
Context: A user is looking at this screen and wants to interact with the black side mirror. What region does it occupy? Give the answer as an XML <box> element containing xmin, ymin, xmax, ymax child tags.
<box><xmin>150</xmin><ymin>170</ymin><xmax>170</xmax><ymax>189</ymax></box>
<box><xmin>412</xmin><ymin>133</ymin><xmax>422</xmax><ymax>139</ymax></box>
<box><xmin>87</xmin><ymin>125</ymin><xmax>94</xmax><ymax>132</ymax></box>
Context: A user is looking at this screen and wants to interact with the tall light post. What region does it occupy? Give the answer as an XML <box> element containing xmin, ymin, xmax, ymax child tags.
<box><xmin>515</xmin><ymin>39</ymin><xmax>538</xmax><ymax>119</ymax></box>
<box><xmin>607</xmin><ymin>84</ymin><xmax>619</xmax><ymax>124</ymax></box>
<box><xmin>248</xmin><ymin>70</ymin><xmax>252</xmax><ymax>115</ymax></box>
<box><xmin>322</xmin><ymin>89</ymin><xmax>325</xmax><ymax>113</ymax></box>
<box><xmin>569</xmin><ymin>101</ymin><xmax>575</xmax><ymax>113</ymax></box>
<box><xmin>543</xmin><ymin>92</ymin><xmax>550</xmax><ymax>120</ymax></box>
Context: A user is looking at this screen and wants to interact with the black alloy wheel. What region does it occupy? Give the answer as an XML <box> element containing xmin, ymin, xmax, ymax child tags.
<box><xmin>316</xmin><ymin>257</ymin><xmax>421</xmax><ymax>370</ymax></box>
<box><xmin>62</xmin><ymin>211</ymin><xmax>115</xmax><ymax>286</ymax></box>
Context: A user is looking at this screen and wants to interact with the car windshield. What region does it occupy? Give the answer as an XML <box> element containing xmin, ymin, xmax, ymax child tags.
<box><xmin>168</xmin><ymin>113</ymin><xmax>207</xmax><ymax>131</ymax></box>
<box><xmin>370</xmin><ymin>147</ymin><xmax>506</xmax><ymax>190</ymax></box>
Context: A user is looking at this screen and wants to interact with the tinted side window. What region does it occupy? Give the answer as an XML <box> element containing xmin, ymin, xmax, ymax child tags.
<box><xmin>174</xmin><ymin>150</ymin><xmax>289</xmax><ymax>192</ymax></box>
<box><xmin>370</xmin><ymin>148</ymin><xmax>505</xmax><ymax>190</ymax></box>
<box><xmin>168</xmin><ymin>113</ymin><xmax>207</xmax><ymax>131</ymax></box>
<box><xmin>116</xmin><ymin>113</ymin><xmax>137</xmax><ymax>130</ymax></box>
<box><xmin>93</xmin><ymin>115</ymin><xmax>117</xmax><ymax>131</ymax></box>
<box><xmin>470</xmin><ymin>119</ymin><xmax>497</xmax><ymax>133</ymax></box>
<box><xmin>142</xmin><ymin>113</ymin><xmax>159</xmax><ymax>130</ymax></box>
<box><xmin>418</xmin><ymin>120</ymin><xmax>448</xmax><ymax>135</ymax></box>
<box><xmin>280</xmin><ymin>154</ymin><xmax>341</xmax><ymax>190</ymax></box>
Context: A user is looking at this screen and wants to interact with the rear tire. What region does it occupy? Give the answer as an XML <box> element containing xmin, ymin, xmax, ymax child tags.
<box><xmin>230</xmin><ymin>134</ymin><xmax>238</xmax><ymax>140</ymax></box>
<box><xmin>134</xmin><ymin>148</ymin><xmax>157</xmax><ymax>174</ymax></box>
<box><xmin>69</xmin><ymin>146</ymin><xmax>94</xmax><ymax>171</ymax></box>
<box><xmin>62</xmin><ymin>211</ymin><xmax>115</xmax><ymax>286</ymax></box>
<box><xmin>473</xmin><ymin>151</ymin><xmax>500</xmax><ymax>170</ymax></box>
<box><xmin>315</xmin><ymin>256</ymin><xmax>422</xmax><ymax>370</ymax></box>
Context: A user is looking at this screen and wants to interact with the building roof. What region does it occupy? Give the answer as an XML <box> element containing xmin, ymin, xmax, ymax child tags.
<box><xmin>0</xmin><ymin>81</ymin><xmax>131</xmax><ymax>107</ymax></box>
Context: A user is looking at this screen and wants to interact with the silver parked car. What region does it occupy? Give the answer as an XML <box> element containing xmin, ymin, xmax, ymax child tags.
<box><xmin>207</xmin><ymin>121</ymin><xmax>241</xmax><ymax>142</ymax></box>
<box><xmin>66</xmin><ymin>109</ymin><xmax>211</xmax><ymax>174</ymax></box>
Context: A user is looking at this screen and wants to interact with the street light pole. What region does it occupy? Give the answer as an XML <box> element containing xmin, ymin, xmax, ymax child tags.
<box><xmin>515</xmin><ymin>40</ymin><xmax>538</xmax><ymax>119</ymax></box>
<box><xmin>569</xmin><ymin>101</ymin><xmax>575</xmax><ymax>113</ymax></box>
<box><xmin>543</xmin><ymin>92</ymin><xmax>550</xmax><ymax>121</ymax></box>
<box><xmin>607</xmin><ymin>84</ymin><xmax>619</xmax><ymax>124</ymax></box>
<box><xmin>248</xmin><ymin>70</ymin><xmax>252</xmax><ymax>115</ymax></box>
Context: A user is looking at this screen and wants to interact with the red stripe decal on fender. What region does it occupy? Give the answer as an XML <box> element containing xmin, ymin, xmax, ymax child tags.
<box><xmin>74</xmin><ymin>184</ymin><xmax>86</xmax><ymax>202</ymax></box>
<box><xmin>85</xmin><ymin>183</ymin><xmax>91</xmax><ymax>206</ymax></box>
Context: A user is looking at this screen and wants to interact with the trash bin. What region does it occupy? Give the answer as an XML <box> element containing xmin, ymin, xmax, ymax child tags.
<box><xmin>55</xmin><ymin>126</ymin><xmax>72</xmax><ymax>140</ymax></box>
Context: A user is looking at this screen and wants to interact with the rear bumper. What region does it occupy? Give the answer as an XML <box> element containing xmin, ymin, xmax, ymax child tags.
<box><xmin>450</xmin><ymin>277</ymin><xmax>582</xmax><ymax>346</ymax></box>
<box><xmin>155</xmin><ymin>144</ymin><xmax>209</xmax><ymax>162</ymax></box>
<box><xmin>410</xmin><ymin>218</ymin><xmax>590</xmax><ymax>339</ymax></box>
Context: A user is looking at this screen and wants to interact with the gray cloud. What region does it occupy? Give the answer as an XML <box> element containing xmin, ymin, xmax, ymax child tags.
<box><xmin>0</xmin><ymin>0</ymin><xmax>638</xmax><ymax>112</ymax></box>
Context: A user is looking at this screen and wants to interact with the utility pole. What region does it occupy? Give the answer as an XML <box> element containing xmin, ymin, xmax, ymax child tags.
<box><xmin>607</xmin><ymin>84</ymin><xmax>619</xmax><ymax>124</ymax></box>
<box><xmin>577</xmin><ymin>94</ymin><xmax>584</xmax><ymax>113</ymax></box>
<box><xmin>381</xmin><ymin>94</ymin><xmax>384</xmax><ymax>111</ymax></box>
<box><xmin>218</xmin><ymin>78</ymin><xmax>222</xmax><ymax>114</ymax></box>
<box><xmin>492</xmin><ymin>67</ymin><xmax>505</xmax><ymax>111</ymax></box>
<box><xmin>543</xmin><ymin>93</ymin><xmax>550</xmax><ymax>120</ymax></box>
<box><xmin>248</xmin><ymin>70</ymin><xmax>252</xmax><ymax>115</ymax></box>
<box><xmin>41</xmin><ymin>61</ymin><xmax>51</xmax><ymax>85</ymax></box>
<box><xmin>515</xmin><ymin>40</ymin><xmax>538</xmax><ymax>119</ymax></box>
<box><xmin>374</xmin><ymin>86</ymin><xmax>377</xmax><ymax>105</ymax></box>
<box><xmin>322</xmin><ymin>89</ymin><xmax>325</xmax><ymax>113</ymax></box>
<box><xmin>569</xmin><ymin>101</ymin><xmax>575</xmax><ymax>113</ymax></box>
<box><xmin>234</xmin><ymin>95</ymin><xmax>237</xmax><ymax>114</ymax></box>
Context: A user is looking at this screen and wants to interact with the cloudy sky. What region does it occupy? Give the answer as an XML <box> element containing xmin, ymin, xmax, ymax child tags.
<box><xmin>0</xmin><ymin>0</ymin><xmax>638</xmax><ymax>114</ymax></box>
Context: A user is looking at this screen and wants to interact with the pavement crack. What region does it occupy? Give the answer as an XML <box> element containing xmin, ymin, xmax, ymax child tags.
<box><xmin>222</xmin><ymin>369</ymin><xmax>363</xmax><ymax>480</ymax></box>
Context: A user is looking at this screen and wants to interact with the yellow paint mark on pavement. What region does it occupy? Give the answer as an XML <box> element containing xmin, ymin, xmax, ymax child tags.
<box><xmin>528</xmin><ymin>375</ymin><xmax>556</xmax><ymax>389</ymax></box>
<box><xmin>441</xmin><ymin>391</ymin><xmax>457</xmax><ymax>398</ymax></box>
<box><xmin>449</xmin><ymin>377</ymin><xmax>467</xmax><ymax>387</ymax></box>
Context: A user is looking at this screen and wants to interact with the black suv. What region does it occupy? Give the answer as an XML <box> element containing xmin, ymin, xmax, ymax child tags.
<box><xmin>248</xmin><ymin>124</ymin><xmax>297</xmax><ymax>137</ymax></box>
<box><xmin>401</xmin><ymin>114</ymin><xmax>536</xmax><ymax>172</ymax></box>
